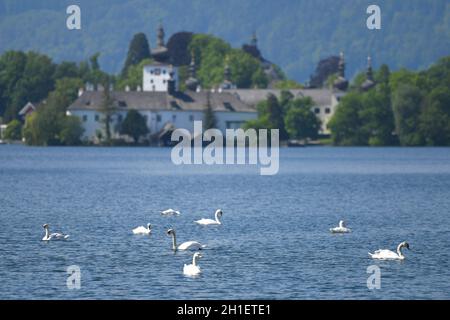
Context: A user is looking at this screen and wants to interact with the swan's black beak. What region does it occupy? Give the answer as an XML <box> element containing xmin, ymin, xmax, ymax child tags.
<box><xmin>405</xmin><ymin>243</ymin><xmax>410</xmax><ymax>250</ymax></box>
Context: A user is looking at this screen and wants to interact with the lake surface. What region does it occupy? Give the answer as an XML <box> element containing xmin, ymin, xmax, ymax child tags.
<box><xmin>0</xmin><ymin>145</ymin><xmax>450</xmax><ymax>300</ymax></box>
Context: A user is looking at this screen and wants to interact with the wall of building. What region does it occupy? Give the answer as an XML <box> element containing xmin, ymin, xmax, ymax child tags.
<box><xmin>143</xmin><ymin>65</ymin><xmax>179</xmax><ymax>92</ymax></box>
<box><xmin>67</xmin><ymin>109</ymin><xmax>258</xmax><ymax>142</ymax></box>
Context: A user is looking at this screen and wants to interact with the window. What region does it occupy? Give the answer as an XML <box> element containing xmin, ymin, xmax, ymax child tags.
<box><xmin>163</xmin><ymin>70</ymin><xmax>166</xmax><ymax>74</ymax></box>
<box><xmin>172</xmin><ymin>114</ymin><xmax>177</xmax><ymax>122</ymax></box>
<box><xmin>314</xmin><ymin>108</ymin><xmax>320</xmax><ymax>114</ymax></box>
<box><xmin>118</xmin><ymin>100</ymin><xmax>127</xmax><ymax>107</ymax></box>
<box><xmin>154</xmin><ymin>68</ymin><xmax>161</xmax><ymax>75</ymax></box>
<box><xmin>150</xmin><ymin>79</ymin><xmax>154</xmax><ymax>83</ymax></box>
<box><xmin>163</xmin><ymin>80</ymin><xmax>166</xmax><ymax>84</ymax></box>
<box><xmin>117</xmin><ymin>114</ymin><xmax>123</xmax><ymax>123</ymax></box>
<box><xmin>325</xmin><ymin>108</ymin><xmax>331</xmax><ymax>114</ymax></box>
<box><xmin>95</xmin><ymin>114</ymin><xmax>99</xmax><ymax>122</ymax></box>
<box><xmin>223</xmin><ymin>102</ymin><xmax>234</xmax><ymax>111</ymax></box>
<box><xmin>156</xmin><ymin>114</ymin><xmax>161</xmax><ymax>122</ymax></box>
<box><xmin>150</xmin><ymin>70</ymin><xmax>154</xmax><ymax>74</ymax></box>
<box><xmin>189</xmin><ymin>115</ymin><xmax>194</xmax><ymax>122</ymax></box>
<box><xmin>82</xmin><ymin>115</ymin><xmax>87</xmax><ymax>122</ymax></box>
<box><xmin>170</xmin><ymin>101</ymin><xmax>181</xmax><ymax>110</ymax></box>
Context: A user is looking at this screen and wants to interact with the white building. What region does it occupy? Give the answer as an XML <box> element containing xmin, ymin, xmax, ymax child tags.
<box><xmin>143</xmin><ymin>63</ymin><xmax>179</xmax><ymax>92</ymax></box>
<box><xmin>227</xmin><ymin>89</ymin><xmax>341</xmax><ymax>135</ymax></box>
<box><xmin>67</xmin><ymin>88</ymin><xmax>257</xmax><ymax>143</ymax></box>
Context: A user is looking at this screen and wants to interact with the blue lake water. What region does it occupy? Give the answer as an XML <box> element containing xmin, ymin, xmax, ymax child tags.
<box><xmin>0</xmin><ymin>145</ymin><xmax>449</xmax><ymax>299</ymax></box>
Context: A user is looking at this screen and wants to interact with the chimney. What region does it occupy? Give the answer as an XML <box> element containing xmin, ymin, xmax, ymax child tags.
<box><xmin>78</xmin><ymin>87</ymin><xmax>84</xmax><ymax>97</ymax></box>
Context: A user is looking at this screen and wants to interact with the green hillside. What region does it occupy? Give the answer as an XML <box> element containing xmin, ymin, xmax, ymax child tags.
<box><xmin>0</xmin><ymin>0</ymin><xmax>449</xmax><ymax>81</ymax></box>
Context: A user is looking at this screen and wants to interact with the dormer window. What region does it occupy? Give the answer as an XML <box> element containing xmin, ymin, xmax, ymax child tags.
<box><xmin>223</xmin><ymin>102</ymin><xmax>234</xmax><ymax>111</ymax></box>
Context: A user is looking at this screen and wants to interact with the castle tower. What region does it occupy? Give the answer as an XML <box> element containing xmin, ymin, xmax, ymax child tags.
<box><xmin>185</xmin><ymin>51</ymin><xmax>199</xmax><ymax>91</ymax></box>
<box><xmin>220</xmin><ymin>57</ymin><xmax>236</xmax><ymax>90</ymax></box>
<box><xmin>333</xmin><ymin>51</ymin><xmax>349</xmax><ymax>91</ymax></box>
<box><xmin>151</xmin><ymin>22</ymin><xmax>169</xmax><ymax>63</ymax></box>
<box><xmin>361</xmin><ymin>55</ymin><xmax>376</xmax><ymax>91</ymax></box>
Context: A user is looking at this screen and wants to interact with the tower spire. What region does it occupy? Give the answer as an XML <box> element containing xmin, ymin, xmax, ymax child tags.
<box><xmin>157</xmin><ymin>22</ymin><xmax>165</xmax><ymax>47</ymax></box>
<box><xmin>185</xmin><ymin>50</ymin><xmax>199</xmax><ymax>91</ymax></box>
<box><xmin>333</xmin><ymin>51</ymin><xmax>349</xmax><ymax>91</ymax></box>
<box><xmin>361</xmin><ymin>55</ymin><xmax>376</xmax><ymax>91</ymax></box>
<box><xmin>224</xmin><ymin>57</ymin><xmax>231</xmax><ymax>82</ymax></box>
<box><xmin>366</xmin><ymin>55</ymin><xmax>373</xmax><ymax>81</ymax></box>
<box><xmin>220</xmin><ymin>56</ymin><xmax>235</xmax><ymax>90</ymax></box>
<box><xmin>338</xmin><ymin>51</ymin><xmax>345</xmax><ymax>78</ymax></box>
<box><xmin>250</xmin><ymin>31</ymin><xmax>258</xmax><ymax>47</ymax></box>
<box><xmin>189</xmin><ymin>51</ymin><xmax>196</xmax><ymax>78</ymax></box>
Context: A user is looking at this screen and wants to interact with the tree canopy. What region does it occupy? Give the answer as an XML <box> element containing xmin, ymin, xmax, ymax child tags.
<box><xmin>121</xmin><ymin>33</ymin><xmax>151</xmax><ymax>77</ymax></box>
<box><xmin>120</xmin><ymin>110</ymin><xmax>149</xmax><ymax>143</ymax></box>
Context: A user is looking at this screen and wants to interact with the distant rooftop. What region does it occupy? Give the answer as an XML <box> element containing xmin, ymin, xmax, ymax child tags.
<box><xmin>227</xmin><ymin>88</ymin><xmax>335</xmax><ymax>107</ymax></box>
<box><xmin>68</xmin><ymin>91</ymin><xmax>256</xmax><ymax>113</ymax></box>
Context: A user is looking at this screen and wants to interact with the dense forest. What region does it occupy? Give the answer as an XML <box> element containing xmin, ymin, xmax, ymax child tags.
<box><xmin>0</xmin><ymin>0</ymin><xmax>449</xmax><ymax>81</ymax></box>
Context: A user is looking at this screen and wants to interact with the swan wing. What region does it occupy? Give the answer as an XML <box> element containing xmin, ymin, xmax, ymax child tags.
<box><xmin>161</xmin><ymin>209</ymin><xmax>180</xmax><ymax>215</ymax></box>
<box><xmin>183</xmin><ymin>264</ymin><xmax>201</xmax><ymax>276</ymax></box>
<box><xmin>178</xmin><ymin>241</ymin><xmax>203</xmax><ymax>250</ymax></box>
<box><xmin>49</xmin><ymin>233</ymin><xmax>69</xmax><ymax>240</ymax></box>
<box><xmin>132</xmin><ymin>226</ymin><xmax>149</xmax><ymax>234</ymax></box>
<box><xmin>371</xmin><ymin>249</ymin><xmax>399</xmax><ymax>259</ymax></box>
<box><xmin>195</xmin><ymin>218</ymin><xmax>216</xmax><ymax>225</ymax></box>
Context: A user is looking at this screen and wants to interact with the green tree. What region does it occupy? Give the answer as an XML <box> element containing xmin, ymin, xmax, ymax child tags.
<box><xmin>22</xmin><ymin>75</ymin><xmax>83</xmax><ymax>146</ymax></box>
<box><xmin>328</xmin><ymin>93</ymin><xmax>367</xmax><ymax>145</ymax></box>
<box><xmin>3</xmin><ymin>119</ymin><xmax>22</xmax><ymax>140</ymax></box>
<box><xmin>120</xmin><ymin>110</ymin><xmax>149</xmax><ymax>143</ymax></box>
<box><xmin>419</xmin><ymin>87</ymin><xmax>450</xmax><ymax>145</ymax></box>
<box><xmin>1</xmin><ymin>51</ymin><xmax>55</xmax><ymax>121</ymax></box>
<box><xmin>189</xmin><ymin>34</ymin><xmax>268</xmax><ymax>89</ymax></box>
<box><xmin>203</xmin><ymin>92</ymin><xmax>217</xmax><ymax>130</ymax></box>
<box><xmin>23</xmin><ymin>103</ymin><xmax>63</xmax><ymax>146</ymax></box>
<box><xmin>99</xmin><ymin>86</ymin><xmax>115</xmax><ymax>144</ymax></box>
<box><xmin>266</xmin><ymin>94</ymin><xmax>288</xmax><ymax>140</ymax></box>
<box><xmin>392</xmin><ymin>84</ymin><xmax>424</xmax><ymax>145</ymax></box>
<box><xmin>116</xmin><ymin>58</ymin><xmax>153</xmax><ymax>90</ymax></box>
<box><xmin>121</xmin><ymin>33</ymin><xmax>151</xmax><ymax>77</ymax></box>
<box><xmin>60</xmin><ymin>116</ymin><xmax>84</xmax><ymax>145</ymax></box>
<box><xmin>285</xmin><ymin>98</ymin><xmax>321</xmax><ymax>140</ymax></box>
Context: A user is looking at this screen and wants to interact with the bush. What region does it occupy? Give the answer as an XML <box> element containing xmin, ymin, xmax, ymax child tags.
<box><xmin>4</xmin><ymin>119</ymin><xmax>22</xmax><ymax>140</ymax></box>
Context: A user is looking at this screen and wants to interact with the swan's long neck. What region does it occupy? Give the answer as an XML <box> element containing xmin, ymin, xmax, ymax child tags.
<box><xmin>192</xmin><ymin>255</ymin><xmax>198</xmax><ymax>266</ymax></box>
<box><xmin>171</xmin><ymin>232</ymin><xmax>177</xmax><ymax>250</ymax></box>
<box><xmin>44</xmin><ymin>227</ymin><xmax>49</xmax><ymax>238</ymax></box>
<box><xmin>215</xmin><ymin>212</ymin><xmax>221</xmax><ymax>224</ymax></box>
<box><xmin>397</xmin><ymin>243</ymin><xmax>404</xmax><ymax>258</ymax></box>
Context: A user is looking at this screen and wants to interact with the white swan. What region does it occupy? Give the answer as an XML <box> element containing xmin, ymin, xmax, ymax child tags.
<box><xmin>183</xmin><ymin>252</ymin><xmax>203</xmax><ymax>276</ymax></box>
<box><xmin>369</xmin><ymin>241</ymin><xmax>410</xmax><ymax>260</ymax></box>
<box><xmin>330</xmin><ymin>220</ymin><xmax>351</xmax><ymax>233</ymax></box>
<box><xmin>167</xmin><ymin>228</ymin><xmax>205</xmax><ymax>251</ymax></box>
<box><xmin>161</xmin><ymin>209</ymin><xmax>181</xmax><ymax>216</ymax></box>
<box><xmin>42</xmin><ymin>224</ymin><xmax>69</xmax><ymax>241</ymax></box>
<box><xmin>195</xmin><ymin>209</ymin><xmax>223</xmax><ymax>225</ymax></box>
<box><xmin>132</xmin><ymin>223</ymin><xmax>152</xmax><ymax>235</ymax></box>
